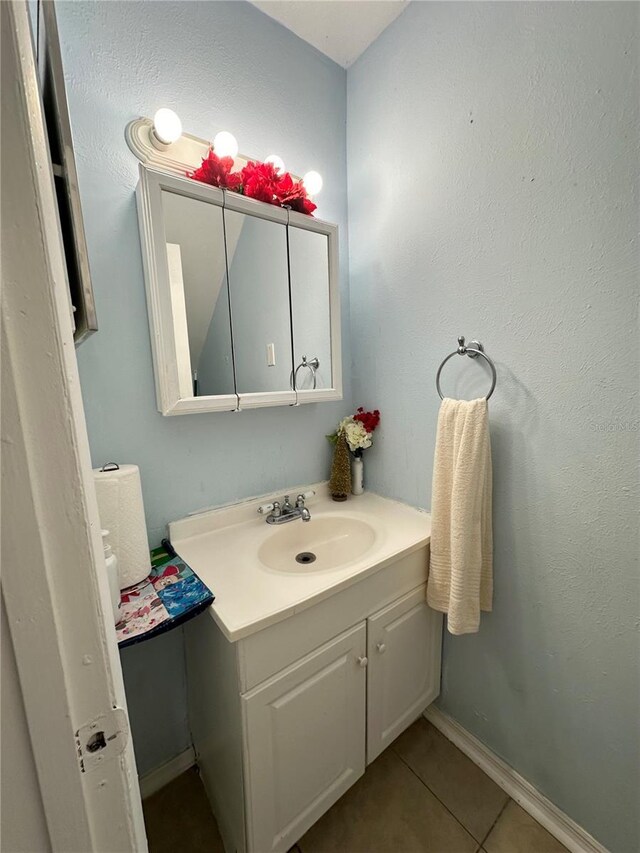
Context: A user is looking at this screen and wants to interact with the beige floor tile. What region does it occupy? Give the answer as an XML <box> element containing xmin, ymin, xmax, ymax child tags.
<box><xmin>484</xmin><ymin>801</ymin><xmax>569</xmax><ymax>853</ymax></box>
<box><xmin>299</xmin><ymin>748</ymin><xmax>477</xmax><ymax>853</ymax></box>
<box><xmin>393</xmin><ymin>718</ymin><xmax>509</xmax><ymax>842</ymax></box>
<box><xmin>143</xmin><ymin>767</ymin><xmax>224</xmax><ymax>853</ymax></box>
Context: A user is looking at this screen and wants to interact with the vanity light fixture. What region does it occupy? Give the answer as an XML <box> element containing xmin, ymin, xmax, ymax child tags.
<box><xmin>265</xmin><ymin>154</ymin><xmax>285</xmax><ymax>174</ymax></box>
<box><xmin>302</xmin><ymin>170</ymin><xmax>323</xmax><ymax>196</ymax></box>
<box><xmin>213</xmin><ymin>130</ymin><xmax>239</xmax><ymax>159</ymax></box>
<box><xmin>126</xmin><ymin>117</ymin><xmax>323</xmax><ymax>214</ymax></box>
<box><xmin>151</xmin><ymin>108</ymin><xmax>182</xmax><ymax>148</ymax></box>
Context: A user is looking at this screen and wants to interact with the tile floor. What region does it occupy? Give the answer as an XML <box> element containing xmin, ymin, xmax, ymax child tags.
<box><xmin>143</xmin><ymin>718</ymin><xmax>569</xmax><ymax>853</ymax></box>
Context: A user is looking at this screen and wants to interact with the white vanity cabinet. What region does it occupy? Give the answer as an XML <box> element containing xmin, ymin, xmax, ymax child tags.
<box><xmin>242</xmin><ymin>623</ymin><xmax>367</xmax><ymax>853</ymax></box>
<box><xmin>366</xmin><ymin>586</ymin><xmax>442</xmax><ymax>762</ymax></box>
<box><xmin>185</xmin><ymin>545</ymin><xmax>442</xmax><ymax>853</ymax></box>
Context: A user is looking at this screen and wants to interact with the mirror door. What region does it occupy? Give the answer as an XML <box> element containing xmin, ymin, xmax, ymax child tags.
<box><xmin>224</xmin><ymin>205</ymin><xmax>295</xmax><ymax>405</ymax></box>
<box><xmin>288</xmin><ymin>226</ymin><xmax>331</xmax><ymax>393</ymax></box>
<box><xmin>161</xmin><ymin>190</ymin><xmax>236</xmax><ymax>399</ymax></box>
<box><xmin>288</xmin><ymin>219</ymin><xmax>341</xmax><ymax>402</ymax></box>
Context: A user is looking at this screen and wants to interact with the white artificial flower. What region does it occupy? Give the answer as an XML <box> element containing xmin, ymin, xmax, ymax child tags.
<box><xmin>342</xmin><ymin>420</ymin><xmax>372</xmax><ymax>452</ymax></box>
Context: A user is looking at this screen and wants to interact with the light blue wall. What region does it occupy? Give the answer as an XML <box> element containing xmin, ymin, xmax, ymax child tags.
<box><xmin>56</xmin><ymin>0</ymin><xmax>349</xmax><ymax>776</ymax></box>
<box><xmin>58</xmin><ymin>4</ymin><xmax>639</xmax><ymax>845</ymax></box>
<box><xmin>347</xmin><ymin>3</ymin><xmax>639</xmax><ymax>851</ymax></box>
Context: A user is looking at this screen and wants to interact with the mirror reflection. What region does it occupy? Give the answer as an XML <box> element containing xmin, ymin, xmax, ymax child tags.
<box><xmin>224</xmin><ymin>210</ymin><xmax>293</xmax><ymax>395</ymax></box>
<box><xmin>289</xmin><ymin>227</ymin><xmax>332</xmax><ymax>391</ymax></box>
<box><xmin>161</xmin><ymin>191</ymin><xmax>235</xmax><ymax>397</ymax></box>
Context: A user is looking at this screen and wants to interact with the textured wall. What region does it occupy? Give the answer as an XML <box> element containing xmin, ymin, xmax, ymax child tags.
<box><xmin>347</xmin><ymin>3</ymin><xmax>639</xmax><ymax>850</ymax></box>
<box><xmin>57</xmin><ymin>3</ymin><xmax>639</xmax><ymax>843</ymax></box>
<box><xmin>56</xmin><ymin>0</ymin><xmax>349</xmax><ymax>776</ymax></box>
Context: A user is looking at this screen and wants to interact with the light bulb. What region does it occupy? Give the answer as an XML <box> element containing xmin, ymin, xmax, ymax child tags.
<box><xmin>152</xmin><ymin>108</ymin><xmax>182</xmax><ymax>145</ymax></box>
<box><xmin>302</xmin><ymin>170</ymin><xmax>323</xmax><ymax>196</ymax></box>
<box><xmin>213</xmin><ymin>131</ymin><xmax>239</xmax><ymax>159</ymax></box>
<box><xmin>265</xmin><ymin>154</ymin><xmax>285</xmax><ymax>174</ymax></box>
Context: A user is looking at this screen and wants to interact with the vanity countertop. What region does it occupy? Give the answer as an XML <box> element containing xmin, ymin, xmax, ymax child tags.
<box><xmin>169</xmin><ymin>484</ymin><xmax>431</xmax><ymax>642</ymax></box>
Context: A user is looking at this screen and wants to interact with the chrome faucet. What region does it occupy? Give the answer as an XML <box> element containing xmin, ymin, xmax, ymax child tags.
<box><xmin>258</xmin><ymin>494</ymin><xmax>312</xmax><ymax>525</ymax></box>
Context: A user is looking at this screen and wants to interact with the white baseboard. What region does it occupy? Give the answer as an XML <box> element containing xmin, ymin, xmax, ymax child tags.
<box><xmin>138</xmin><ymin>747</ymin><xmax>196</xmax><ymax>799</ymax></box>
<box><xmin>424</xmin><ymin>707</ymin><xmax>608</xmax><ymax>853</ymax></box>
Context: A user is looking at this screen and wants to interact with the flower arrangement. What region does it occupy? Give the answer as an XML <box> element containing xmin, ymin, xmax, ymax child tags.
<box><xmin>327</xmin><ymin>407</ymin><xmax>380</xmax><ymax>501</ymax></box>
<box><xmin>187</xmin><ymin>151</ymin><xmax>317</xmax><ymax>216</ymax></box>
<box><xmin>329</xmin><ymin>407</ymin><xmax>381</xmax><ymax>457</ymax></box>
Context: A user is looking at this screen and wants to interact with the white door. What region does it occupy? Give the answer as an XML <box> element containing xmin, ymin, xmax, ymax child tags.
<box><xmin>367</xmin><ymin>584</ymin><xmax>443</xmax><ymax>763</ymax></box>
<box><xmin>1</xmin><ymin>2</ymin><xmax>146</xmax><ymax>849</ymax></box>
<box><xmin>242</xmin><ymin>623</ymin><xmax>367</xmax><ymax>853</ymax></box>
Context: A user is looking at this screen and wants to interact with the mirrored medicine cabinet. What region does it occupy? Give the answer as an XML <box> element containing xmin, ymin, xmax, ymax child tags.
<box><xmin>135</xmin><ymin>165</ymin><xmax>341</xmax><ymax>414</ymax></box>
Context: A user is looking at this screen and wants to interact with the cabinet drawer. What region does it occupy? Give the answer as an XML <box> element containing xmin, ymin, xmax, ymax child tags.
<box><xmin>367</xmin><ymin>584</ymin><xmax>442</xmax><ymax>763</ymax></box>
<box><xmin>241</xmin><ymin>622</ymin><xmax>367</xmax><ymax>853</ymax></box>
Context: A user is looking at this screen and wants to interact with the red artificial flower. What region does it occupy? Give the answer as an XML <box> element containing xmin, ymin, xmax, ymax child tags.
<box><xmin>189</xmin><ymin>155</ymin><xmax>317</xmax><ymax>217</ymax></box>
<box><xmin>275</xmin><ymin>172</ymin><xmax>317</xmax><ymax>216</ymax></box>
<box><xmin>354</xmin><ymin>407</ymin><xmax>380</xmax><ymax>433</ymax></box>
<box><xmin>241</xmin><ymin>160</ymin><xmax>281</xmax><ymax>204</ymax></box>
<box><xmin>188</xmin><ymin>150</ymin><xmax>242</xmax><ymax>191</ymax></box>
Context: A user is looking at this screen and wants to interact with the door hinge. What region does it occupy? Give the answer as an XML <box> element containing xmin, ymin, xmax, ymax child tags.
<box><xmin>75</xmin><ymin>707</ymin><xmax>129</xmax><ymax>773</ymax></box>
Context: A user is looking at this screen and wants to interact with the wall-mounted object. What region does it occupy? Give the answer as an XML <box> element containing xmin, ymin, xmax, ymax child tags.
<box><xmin>435</xmin><ymin>336</ymin><xmax>497</xmax><ymax>401</ymax></box>
<box><xmin>302</xmin><ymin>170</ymin><xmax>323</xmax><ymax>196</ymax></box>
<box><xmin>151</xmin><ymin>108</ymin><xmax>183</xmax><ymax>147</ymax></box>
<box><xmin>292</xmin><ymin>356</ymin><xmax>320</xmax><ymax>391</ymax></box>
<box><xmin>213</xmin><ymin>130</ymin><xmax>239</xmax><ymax>159</ymax></box>
<box><xmin>136</xmin><ymin>165</ymin><xmax>341</xmax><ymax>414</ymax></box>
<box><xmin>127</xmin><ymin>117</ymin><xmax>320</xmax><ymax>219</ymax></box>
<box><xmin>125</xmin><ymin>118</ymin><xmax>320</xmax><ymax>199</ymax></box>
<box><xmin>265</xmin><ymin>154</ymin><xmax>285</xmax><ymax>174</ymax></box>
<box><xmin>93</xmin><ymin>463</ymin><xmax>150</xmax><ymax>590</ymax></box>
<box><xmin>37</xmin><ymin>0</ymin><xmax>97</xmax><ymax>344</ymax></box>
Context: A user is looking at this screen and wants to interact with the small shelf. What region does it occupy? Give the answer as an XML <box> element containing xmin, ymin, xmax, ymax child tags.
<box><xmin>116</xmin><ymin>544</ymin><xmax>214</xmax><ymax>649</ymax></box>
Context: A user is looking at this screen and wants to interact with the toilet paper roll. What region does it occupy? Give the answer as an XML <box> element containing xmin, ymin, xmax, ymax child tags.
<box><xmin>93</xmin><ymin>464</ymin><xmax>150</xmax><ymax>590</ymax></box>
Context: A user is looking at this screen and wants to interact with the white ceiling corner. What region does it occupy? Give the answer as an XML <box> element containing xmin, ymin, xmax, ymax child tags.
<box><xmin>250</xmin><ymin>1</ymin><xmax>409</xmax><ymax>68</ymax></box>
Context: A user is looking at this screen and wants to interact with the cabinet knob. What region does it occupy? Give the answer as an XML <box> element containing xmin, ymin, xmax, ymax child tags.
<box><xmin>357</xmin><ymin>655</ymin><xmax>368</xmax><ymax>668</ymax></box>
<box><xmin>376</xmin><ymin>643</ymin><xmax>386</xmax><ymax>654</ymax></box>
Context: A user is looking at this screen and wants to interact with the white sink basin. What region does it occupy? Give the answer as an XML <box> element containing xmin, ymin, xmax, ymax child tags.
<box><xmin>258</xmin><ymin>515</ymin><xmax>377</xmax><ymax>572</ymax></box>
<box><xmin>169</xmin><ymin>484</ymin><xmax>431</xmax><ymax>641</ymax></box>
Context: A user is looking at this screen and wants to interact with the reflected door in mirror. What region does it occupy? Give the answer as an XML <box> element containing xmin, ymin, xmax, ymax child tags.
<box><xmin>288</xmin><ymin>227</ymin><xmax>332</xmax><ymax>391</ymax></box>
<box><xmin>161</xmin><ymin>191</ymin><xmax>235</xmax><ymax>397</ymax></box>
<box><xmin>224</xmin><ymin>210</ymin><xmax>293</xmax><ymax>395</ymax></box>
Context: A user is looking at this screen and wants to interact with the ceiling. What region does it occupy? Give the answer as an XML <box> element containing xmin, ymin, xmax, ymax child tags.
<box><xmin>250</xmin><ymin>1</ymin><xmax>409</xmax><ymax>68</ymax></box>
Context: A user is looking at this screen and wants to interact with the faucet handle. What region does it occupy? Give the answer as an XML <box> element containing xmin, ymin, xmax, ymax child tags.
<box><xmin>296</xmin><ymin>494</ymin><xmax>306</xmax><ymax>508</ymax></box>
<box><xmin>271</xmin><ymin>500</ymin><xmax>282</xmax><ymax>518</ymax></box>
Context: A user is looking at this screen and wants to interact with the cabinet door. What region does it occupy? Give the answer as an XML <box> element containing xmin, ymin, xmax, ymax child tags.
<box><xmin>367</xmin><ymin>584</ymin><xmax>442</xmax><ymax>763</ymax></box>
<box><xmin>242</xmin><ymin>623</ymin><xmax>367</xmax><ymax>853</ymax></box>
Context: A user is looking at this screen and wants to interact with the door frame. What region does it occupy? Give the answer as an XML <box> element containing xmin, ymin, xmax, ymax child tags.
<box><xmin>1</xmin><ymin>1</ymin><xmax>147</xmax><ymax>849</ymax></box>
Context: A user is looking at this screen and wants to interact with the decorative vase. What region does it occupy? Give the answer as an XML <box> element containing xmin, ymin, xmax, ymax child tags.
<box><xmin>351</xmin><ymin>454</ymin><xmax>364</xmax><ymax>495</ymax></box>
<box><xmin>329</xmin><ymin>432</ymin><xmax>351</xmax><ymax>501</ymax></box>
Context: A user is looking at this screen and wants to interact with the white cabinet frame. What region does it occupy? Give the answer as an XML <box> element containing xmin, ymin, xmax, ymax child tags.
<box><xmin>136</xmin><ymin>165</ymin><xmax>342</xmax><ymax>415</ymax></box>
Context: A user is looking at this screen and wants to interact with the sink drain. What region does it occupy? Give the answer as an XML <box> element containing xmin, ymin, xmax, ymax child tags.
<box><xmin>295</xmin><ymin>551</ymin><xmax>317</xmax><ymax>565</ymax></box>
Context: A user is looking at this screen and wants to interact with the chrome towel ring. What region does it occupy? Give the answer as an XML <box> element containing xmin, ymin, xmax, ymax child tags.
<box><xmin>291</xmin><ymin>355</ymin><xmax>319</xmax><ymax>391</ymax></box>
<box><xmin>436</xmin><ymin>336</ymin><xmax>497</xmax><ymax>401</ymax></box>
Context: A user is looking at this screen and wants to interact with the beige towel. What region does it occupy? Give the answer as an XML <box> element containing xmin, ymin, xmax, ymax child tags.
<box><xmin>426</xmin><ymin>398</ymin><xmax>493</xmax><ymax>634</ymax></box>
